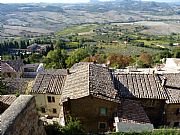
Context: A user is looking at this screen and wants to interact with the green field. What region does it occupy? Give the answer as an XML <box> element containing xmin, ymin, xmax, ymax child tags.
<box><xmin>57</xmin><ymin>24</ymin><xmax>98</xmax><ymax>36</ymax></box>
<box><xmin>110</xmin><ymin>129</ymin><xmax>180</xmax><ymax>135</ymax></box>
<box><xmin>135</xmin><ymin>40</ymin><xmax>169</xmax><ymax>46</ymax></box>
<box><xmin>97</xmin><ymin>43</ymin><xmax>162</xmax><ymax>56</ymax></box>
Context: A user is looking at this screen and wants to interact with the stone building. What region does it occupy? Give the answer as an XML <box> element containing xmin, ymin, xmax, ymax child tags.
<box><xmin>60</xmin><ymin>63</ymin><xmax>152</xmax><ymax>132</ymax></box>
<box><xmin>158</xmin><ymin>73</ymin><xmax>180</xmax><ymax>127</ymax></box>
<box><xmin>23</xmin><ymin>63</ymin><xmax>44</xmax><ymax>78</ymax></box>
<box><xmin>31</xmin><ymin>69</ymin><xmax>67</xmax><ymax>118</ymax></box>
<box><xmin>29</xmin><ymin>62</ymin><xmax>180</xmax><ymax>133</ymax></box>
<box><xmin>113</xmin><ymin>73</ymin><xmax>168</xmax><ymax>128</ymax></box>
<box><xmin>0</xmin><ymin>60</ymin><xmax>24</xmax><ymax>78</ymax></box>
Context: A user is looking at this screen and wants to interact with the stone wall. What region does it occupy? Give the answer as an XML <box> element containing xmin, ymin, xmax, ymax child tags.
<box><xmin>165</xmin><ymin>104</ymin><xmax>180</xmax><ymax>127</ymax></box>
<box><xmin>136</xmin><ymin>99</ymin><xmax>165</xmax><ymax>128</ymax></box>
<box><xmin>115</xmin><ymin>122</ymin><xmax>154</xmax><ymax>132</ymax></box>
<box><xmin>63</xmin><ymin>96</ymin><xmax>118</xmax><ymax>133</ymax></box>
<box><xmin>0</xmin><ymin>95</ymin><xmax>46</xmax><ymax>135</ymax></box>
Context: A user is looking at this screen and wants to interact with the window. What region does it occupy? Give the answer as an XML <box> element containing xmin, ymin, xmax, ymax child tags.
<box><xmin>98</xmin><ymin>122</ymin><xmax>107</xmax><ymax>129</ymax></box>
<box><xmin>47</xmin><ymin>96</ymin><xmax>52</xmax><ymax>102</ymax></box>
<box><xmin>100</xmin><ymin>107</ymin><xmax>107</xmax><ymax>116</ymax></box>
<box><xmin>41</xmin><ymin>107</ymin><xmax>46</xmax><ymax>113</ymax></box>
<box><xmin>174</xmin><ymin>122</ymin><xmax>179</xmax><ymax>127</ymax></box>
<box><xmin>53</xmin><ymin>108</ymin><xmax>57</xmax><ymax>114</ymax></box>
<box><xmin>47</xmin><ymin>96</ymin><xmax>55</xmax><ymax>103</ymax></box>
<box><xmin>176</xmin><ymin>108</ymin><xmax>180</xmax><ymax>115</ymax></box>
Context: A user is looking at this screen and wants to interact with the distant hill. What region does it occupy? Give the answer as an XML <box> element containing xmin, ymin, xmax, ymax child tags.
<box><xmin>0</xmin><ymin>0</ymin><xmax>180</xmax><ymax>37</ymax></box>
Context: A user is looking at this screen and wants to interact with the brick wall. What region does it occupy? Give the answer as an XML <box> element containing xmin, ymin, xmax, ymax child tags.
<box><xmin>0</xmin><ymin>95</ymin><xmax>46</xmax><ymax>135</ymax></box>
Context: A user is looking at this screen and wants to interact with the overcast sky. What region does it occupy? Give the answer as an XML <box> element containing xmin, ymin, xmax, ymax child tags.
<box><xmin>0</xmin><ymin>0</ymin><xmax>179</xmax><ymax>3</ymax></box>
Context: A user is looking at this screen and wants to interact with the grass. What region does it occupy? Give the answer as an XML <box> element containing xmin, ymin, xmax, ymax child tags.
<box><xmin>57</xmin><ymin>24</ymin><xmax>98</xmax><ymax>36</ymax></box>
<box><xmin>110</xmin><ymin>129</ymin><xmax>180</xmax><ymax>135</ymax></box>
<box><xmin>65</xmin><ymin>42</ymin><xmax>80</xmax><ymax>49</ymax></box>
<box><xmin>135</xmin><ymin>40</ymin><xmax>170</xmax><ymax>46</ymax></box>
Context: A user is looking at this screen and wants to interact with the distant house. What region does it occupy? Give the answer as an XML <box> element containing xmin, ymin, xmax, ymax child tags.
<box><xmin>0</xmin><ymin>60</ymin><xmax>24</xmax><ymax>78</ymax></box>
<box><xmin>173</xmin><ymin>43</ymin><xmax>180</xmax><ymax>46</ymax></box>
<box><xmin>23</xmin><ymin>63</ymin><xmax>44</xmax><ymax>78</ymax></box>
<box><xmin>31</xmin><ymin>69</ymin><xmax>67</xmax><ymax>118</ymax></box>
<box><xmin>27</xmin><ymin>43</ymin><xmax>41</xmax><ymax>52</ymax></box>
<box><xmin>27</xmin><ymin>43</ymin><xmax>51</xmax><ymax>54</ymax></box>
<box><xmin>111</xmin><ymin>41</ymin><xmax>119</xmax><ymax>44</ymax></box>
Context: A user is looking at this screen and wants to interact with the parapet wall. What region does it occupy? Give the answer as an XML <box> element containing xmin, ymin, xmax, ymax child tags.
<box><xmin>0</xmin><ymin>95</ymin><xmax>46</xmax><ymax>135</ymax></box>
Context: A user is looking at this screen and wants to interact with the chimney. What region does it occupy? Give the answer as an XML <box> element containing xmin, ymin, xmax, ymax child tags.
<box><xmin>162</xmin><ymin>77</ymin><xmax>167</xmax><ymax>87</ymax></box>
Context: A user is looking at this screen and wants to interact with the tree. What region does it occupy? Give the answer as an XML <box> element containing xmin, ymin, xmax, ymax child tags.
<box><xmin>63</xmin><ymin>116</ymin><xmax>84</xmax><ymax>135</ymax></box>
<box><xmin>0</xmin><ymin>81</ymin><xmax>7</xmax><ymax>95</ymax></box>
<box><xmin>66</xmin><ymin>46</ymin><xmax>97</xmax><ymax>68</ymax></box>
<box><xmin>55</xmin><ymin>40</ymin><xmax>65</xmax><ymax>49</ymax></box>
<box><xmin>138</xmin><ymin>52</ymin><xmax>153</xmax><ymax>68</ymax></box>
<box><xmin>83</xmin><ymin>54</ymin><xmax>106</xmax><ymax>64</ymax></box>
<box><xmin>154</xmin><ymin>50</ymin><xmax>172</xmax><ymax>63</ymax></box>
<box><xmin>43</xmin><ymin>49</ymin><xmax>67</xmax><ymax>69</ymax></box>
<box><xmin>45</xmin><ymin>122</ymin><xmax>63</xmax><ymax>135</ymax></box>
<box><xmin>107</xmin><ymin>54</ymin><xmax>133</xmax><ymax>68</ymax></box>
<box><xmin>44</xmin><ymin>116</ymin><xmax>84</xmax><ymax>135</ymax></box>
<box><xmin>28</xmin><ymin>53</ymin><xmax>43</xmax><ymax>63</ymax></box>
<box><xmin>173</xmin><ymin>48</ymin><xmax>180</xmax><ymax>58</ymax></box>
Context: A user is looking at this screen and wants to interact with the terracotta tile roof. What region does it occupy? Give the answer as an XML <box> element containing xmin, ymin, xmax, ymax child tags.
<box><xmin>158</xmin><ymin>73</ymin><xmax>180</xmax><ymax>104</ymax></box>
<box><xmin>43</xmin><ymin>69</ymin><xmax>68</xmax><ymax>75</ymax></box>
<box><xmin>166</xmin><ymin>88</ymin><xmax>180</xmax><ymax>104</ymax></box>
<box><xmin>62</xmin><ymin>63</ymin><xmax>119</xmax><ymax>102</ymax></box>
<box><xmin>113</xmin><ymin>73</ymin><xmax>167</xmax><ymax>99</ymax></box>
<box><xmin>118</xmin><ymin>99</ymin><xmax>151</xmax><ymax>124</ymax></box>
<box><xmin>0</xmin><ymin>95</ymin><xmax>17</xmax><ymax>106</ymax></box>
<box><xmin>1</xmin><ymin>62</ymin><xmax>16</xmax><ymax>73</ymax></box>
<box><xmin>6</xmin><ymin>60</ymin><xmax>24</xmax><ymax>72</ymax></box>
<box><xmin>3</xmin><ymin>78</ymin><xmax>33</xmax><ymax>94</ymax></box>
<box><xmin>23</xmin><ymin>63</ymin><xmax>40</xmax><ymax>69</ymax></box>
<box><xmin>0</xmin><ymin>60</ymin><xmax>23</xmax><ymax>73</ymax></box>
<box><xmin>31</xmin><ymin>69</ymin><xmax>67</xmax><ymax>94</ymax></box>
